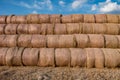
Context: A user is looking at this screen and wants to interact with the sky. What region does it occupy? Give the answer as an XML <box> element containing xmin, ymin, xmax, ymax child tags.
<box><xmin>0</xmin><ymin>0</ymin><xmax>120</xmax><ymax>15</ymax></box>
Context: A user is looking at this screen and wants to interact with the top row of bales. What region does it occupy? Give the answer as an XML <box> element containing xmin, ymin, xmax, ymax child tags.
<box><xmin>0</xmin><ymin>14</ymin><xmax>120</xmax><ymax>24</ymax></box>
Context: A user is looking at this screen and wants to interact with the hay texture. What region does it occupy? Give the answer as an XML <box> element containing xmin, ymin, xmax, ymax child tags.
<box><xmin>84</xmin><ymin>14</ymin><xmax>95</xmax><ymax>23</ymax></box>
<box><xmin>55</xmin><ymin>48</ymin><xmax>70</xmax><ymax>67</ymax></box>
<box><xmin>54</xmin><ymin>24</ymin><xmax>67</xmax><ymax>34</ymax></box>
<box><xmin>11</xmin><ymin>16</ymin><xmax>16</xmax><ymax>23</ymax></box>
<box><xmin>38</xmin><ymin>48</ymin><xmax>55</xmax><ymax>67</ymax></box>
<box><xmin>0</xmin><ymin>35</ymin><xmax>6</xmax><ymax>47</ymax></box>
<box><xmin>15</xmin><ymin>15</ymin><xmax>27</xmax><ymax>23</ymax></box>
<box><xmin>5</xmin><ymin>24</ymin><xmax>18</xmax><ymax>34</ymax></box>
<box><xmin>6</xmin><ymin>15</ymin><xmax>14</xmax><ymax>23</ymax></box>
<box><xmin>82</xmin><ymin>23</ymin><xmax>93</xmax><ymax>34</ymax></box>
<box><xmin>116</xmin><ymin>36</ymin><xmax>120</xmax><ymax>48</ymax></box>
<box><xmin>28</xmin><ymin>24</ymin><xmax>40</xmax><ymax>34</ymax></box>
<box><xmin>95</xmin><ymin>14</ymin><xmax>107</xmax><ymax>23</ymax></box>
<box><xmin>0</xmin><ymin>24</ymin><xmax>5</xmax><ymax>34</ymax></box>
<box><xmin>17</xmin><ymin>24</ymin><xmax>29</xmax><ymax>34</ymax></box>
<box><xmin>39</xmin><ymin>14</ymin><xmax>50</xmax><ymax>23</ymax></box>
<box><xmin>40</xmin><ymin>24</ymin><xmax>47</xmax><ymax>35</ymax></box>
<box><xmin>50</xmin><ymin>14</ymin><xmax>61</xmax><ymax>23</ymax></box>
<box><xmin>0</xmin><ymin>16</ymin><xmax>7</xmax><ymax>24</ymax></box>
<box><xmin>61</xmin><ymin>15</ymin><xmax>72</xmax><ymax>23</ymax></box>
<box><xmin>27</xmin><ymin>14</ymin><xmax>39</xmax><ymax>23</ymax></box>
<box><xmin>107</xmin><ymin>14</ymin><xmax>119</xmax><ymax>23</ymax></box>
<box><xmin>46</xmin><ymin>24</ymin><xmax>54</xmax><ymax>34</ymax></box>
<box><xmin>72</xmin><ymin>14</ymin><xmax>83</xmax><ymax>23</ymax></box>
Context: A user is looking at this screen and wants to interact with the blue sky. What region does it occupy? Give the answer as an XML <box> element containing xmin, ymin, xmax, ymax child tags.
<box><xmin>0</xmin><ymin>0</ymin><xmax>120</xmax><ymax>15</ymax></box>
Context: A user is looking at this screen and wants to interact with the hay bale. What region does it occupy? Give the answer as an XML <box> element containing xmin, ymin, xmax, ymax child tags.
<box><xmin>46</xmin><ymin>24</ymin><xmax>54</xmax><ymax>34</ymax></box>
<box><xmin>55</xmin><ymin>48</ymin><xmax>70</xmax><ymax>66</ymax></box>
<box><xmin>11</xmin><ymin>16</ymin><xmax>16</xmax><ymax>23</ymax></box>
<box><xmin>79</xmin><ymin>23</ymin><xmax>83</xmax><ymax>33</ymax></box>
<box><xmin>40</xmin><ymin>24</ymin><xmax>47</xmax><ymax>35</ymax></box>
<box><xmin>105</xmin><ymin>24</ymin><xmax>119</xmax><ymax>35</ymax></box>
<box><xmin>6</xmin><ymin>15</ymin><xmax>14</xmax><ymax>23</ymax></box>
<box><xmin>94</xmin><ymin>48</ymin><xmax>105</xmax><ymax>68</ymax></box>
<box><xmin>72</xmin><ymin>14</ymin><xmax>83</xmax><ymax>23</ymax></box>
<box><xmin>5</xmin><ymin>24</ymin><xmax>18</xmax><ymax>34</ymax></box>
<box><xmin>104</xmin><ymin>35</ymin><xmax>118</xmax><ymax>48</ymax></box>
<box><xmin>70</xmin><ymin>48</ymin><xmax>86</xmax><ymax>67</ymax></box>
<box><xmin>22</xmin><ymin>48</ymin><xmax>39</xmax><ymax>66</ymax></box>
<box><xmin>92</xmin><ymin>23</ymin><xmax>107</xmax><ymax>34</ymax></box>
<box><xmin>28</xmin><ymin>24</ymin><xmax>40</xmax><ymax>34</ymax></box>
<box><xmin>27</xmin><ymin>14</ymin><xmax>39</xmax><ymax>23</ymax></box>
<box><xmin>84</xmin><ymin>14</ymin><xmax>95</xmax><ymax>23</ymax></box>
<box><xmin>18</xmin><ymin>35</ymin><xmax>32</xmax><ymax>47</ymax></box>
<box><xmin>118</xmin><ymin>15</ymin><xmax>120</xmax><ymax>23</ymax></box>
<box><xmin>50</xmin><ymin>14</ymin><xmax>61</xmax><ymax>23</ymax></box>
<box><xmin>75</xmin><ymin>34</ymin><xmax>89</xmax><ymax>48</ymax></box>
<box><xmin>88</xmin><ymin>34</ymin><xmax>104</xmax><ymax>48</ymax></box>
<box><xmin>17</xmin><ymin>24</ymin><xmax>28</xmax><ymax>34</ymax></box>
<box><xmin>66</xmin><ymin>23</ymin><xmax>80</xmax><ymax>34</ymax></box>
<box><xmin>54</xmin><ymin>24</ymin><xmax>67</xmax><ymax>34</ymax></box>
<box><xmin>58</xmin><ymin>35</ymin><xmax>75</xmax><ymax>48</ymax></box>
<box><xmin>95</xmin><ymin>14</ymin><xmax>107</xmax><ymax>23</ymax></box>
<box><xmin>102</xmin><ymin>49</ymin><xmax>120</xmax><ymax>68</ymax></box>
<box><xmin>12</xmin><ymin>47</ymin><xmax>24</xmax><ymax>66</ymax></box>
<box><xmin>0</xmin><ymin>24</ymin><xmax>6</xmax><ymax>34</ymax></box>
<box><xmin>16</xmin><ymin>15</ymin><xmax>27</xmax><ymax>23</ymax></box>
<box><xmin>85</xmin><ymin>48</ymin><xmax>95</xmax><ymax>68</ymax></box>
<box><xmin>82</xmin><ymin>23</ymin><xmax>93</xmax><ymax>34</ymax></box>
<box><xmin>38</xmin><ymin>48</ymin><xmax>55</xmax><ymax>67</ymax></box>
<box><xmin>39</xmin><ymin>14</ymin><xmax>50</xmax><ymax>23</ymax></box>
<box><xmin>0</xmin><ymin>35</ymin><xmax>6</xmax><ymax>47</ymax></box>
<box><xmin>0</xmin><ymin>16</ymin><xmax>7</xmax><ymax>23</ymax></box>
<box><xmin>0</xmin><ymin>48</ymin><xmax>8</xmax><ymax>65</ymax></box>
<box><xmin>61</xmin><ymin>15</ymin><xmax>72</xmax><ymax>23</ymax></box>
<box><xmin>107</xmin><ymin>14</ymin><xmax>119</xmax><ymax>23</ymax></box>
<box><xmin>31</xmin><ymin>35</ymin><xmax>46</xmax><ymax>48</ymax></box>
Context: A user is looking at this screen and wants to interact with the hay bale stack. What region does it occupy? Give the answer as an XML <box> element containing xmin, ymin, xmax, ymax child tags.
<box><xmin>12</xmin><ymin>47</ymin><xmax>24</xmax><ymax>66</ymax></box>
<box><xmin>0</xmin><ymin>16</ymin><xmax>7</xmax><ymax>24</ymax></box>
<box><xmin>88</xmin><ymin>34</ymin><xmax>104</xmax><ymax>48</ymax></box>
<box><xmin>70</xmin><ymin>48</ymin><xmax>86</xmax><ymax>67</ymax></box>
<box><xmin>40</xmin><ymin>24</ymin><xmax>47</xmax><ymax>35</ymax></box>
<box><xmin>107</xmin><ymin>14</ymin><xmax>119</xmax><ymax>23</ymax></box>
<box><xmin>6</xmin><ymin>15</ymin><xmax>14</xmax><ymax>23</ymax></box>
<box><xmin>22</xmin><ymin>48</ymin><xmax>39</xmax><ymax>66</ymax></box>
<box><xmin>92</xmin><ymin>23</ymin><xmax>107</xmax><ymax>34</ymax></box>
<box><xmin>28</xmin><ymin>24</ymin><xmax>40</xmax><ymax>34</ymax></box>
<box><xmin>84</xmin><ymin>14</ymin><xmax>95</xmax><ymax>23</ymax></box>
<box><xmin>31</xmin><ymin>35</ymin><xmax>46</xmax><ymax>48</ymax></box>
<box><xmin>66</xmin><ymin>23</ymin><xmax>79</xmax><ymax>34</ymax></box>
<box><xmin>15</xmin><ymin>15</ymin><xmax>27</xmax><ymax>23</ymax></box>
<box><xmin>5</xmin><ymin>24</ymin><xmax>18</xmax><ymax>34</ymax></box>
<box><xmin>72</xmin><ymin>14</ymin><xmax>83</xmax><ymax>23</ymax></box>
<box><xmin>0</xmin><ymin>48</ymin><xmax>8</xmax><ymax>65</ymax></box>
<box><xmin>18</xmin><ymin>35</ymin><xmax>32</xmax><ymax>47</ymax></box>
<box><xmin>85</xmin><ymin>48</ymin><xmax>95</xmax><ymax>68</ymax></box>
<box><xmin>55</xmin><ymin>48</ymin><xmax>70</xmax><ymax>67</ymax></box>
<box><xmin>61</xmin><ymin>15</ymin><xmax>72</xmax><ymax>23</ymax></box>
<box><xmin>82</xmin><ymin>23</ymin><xmax>93</xmax><ymax>34</ymax></box>
<box><xmin>95</xmin><ymin>14</ymin><xmax>107</xmax><ymax>23</ymax></box>
<box><xmin>104</xmin><ymin>35</ymin><xmax>118</xmax><ymax>48</ymax></box>
<box><xmin>94</xmin><ymin>48</ymin><xmax>105</xmax><ymax>68</ymax></box>
<box><xmin>54</xmin><ymin>24</ymin><xmax>67</xmax><ymax>34</ymax></box>
<box><xmin>38</xmin><ymin>48</ymin><xmax>55</xmax><ymax>67</ymax></box>
<box><xmin>75</xmin><ymin>34</ymin><xmax>89</xmax><ymax>48</ymax></box>
<box><xmin>46</xmin><ymin>24</ymin><xmax>54</xmax><ymax>34</ymax></box>
<box><xmin>0</xmin><ymin>24</ymin><xmax>6</xmax><ymax>34</ymax></box>
<box><xmin>17</xmin><ymin>24</ymin><xmax>28</xmax><ymax>34</ymax></box>
<box><xmin>50</xmin><ymin>14</ymin><xmax>61</xmax><ymax>23</ymax></box>
<box><xmin>27</xmin><ymin>14</ymin><xmax>39</xmax><ymax>23</ymax></box>
<box><xmin>39</xmin><ymin>14</ymin><xmax>50</xmax><ymax>23</ymax></box>
<box><xmin>0</xmin><ymin>35</ymin><xmax>6</xmax><ymax>47</ymax></box>
<box><xmin>102</xmin><ymin>49</ymin><xmax>120</xmax><ymax>68</ymax></box>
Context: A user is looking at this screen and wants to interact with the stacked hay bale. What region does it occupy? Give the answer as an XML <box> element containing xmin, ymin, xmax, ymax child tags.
<box><xmin>0</xmin><ymin>14</ymin><xmax>120</xmax><ymax>68</ymax></box>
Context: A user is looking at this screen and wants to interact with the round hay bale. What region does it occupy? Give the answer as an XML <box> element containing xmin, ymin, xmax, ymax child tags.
<box><xmin>16</xmin><ymin>15</ymin><xmax>27</xmax><ymax>23</ymax></box>
<box><xmin>85</xmin><ymin>48</ymin><xmax>95</xmax><ymax>68</ymax></box>
<box><xmin>0</xmin><ymin>16</ymin><xmax>7</xmax><ymax>24</ymax></box>
<box><xmin>55</xmin><ymin>48</ymin><xmax>70</xmax><ymax>67</ymax></box>
<box><xmin>88</xmin><ymin>34</ymin><xmax>104</xmax><ymax>48</ymax></box>
<box><xmin>94</xmin><ymin>48</ymin><xmax>105</xmax><ymax>68</ymax></box>
<box><xmin>39</xmin><ymin>14</ymin><xmax>50</xmax><ymax>23</ymax></box>
<box><xmin>5</xmin><ymin>48</ymin><xmax>15</xmax><ymax>66</ymax></box>
<box><xmin>61</xmin><ymin>15</ymin><xmax>72</xmax><ymax>23</ymax></box>
<box><xmin>5</xmin><ymin>24</ymin><xmax>18</xmax><ymax>34</ymax></box>
<box><xmin>79</xmin><ymin>23</ymin><xmax>83</xmax><ymax>33</ymax></box>
<box><xmin>22</xmin><ymin>48</ymin><xmax>39</xmax><ymax>66</ymax></box>
<box><xmin>75</xmin><ymin>34</ymin><xmax>89</xmax><ymax>48</ymax></box>
<box><xmin>84</xmin><ymin>14</ymin><xmax>95</xmax><ymax>23</ymax></box>
<box><xmin>102</xmin><ymin>49</ymin><xmax>120</xmax><ymax>68</ymax></box>
<box><xmin>0</xmin><ymin>48</ymin><xmax>8</xmax><ymax>65</ymax></box>
<box><xmin>58</xmin><ymin>35</ymin><xmax>75</xmax><ymax>48</ymax></box>
<box><xmin>17</xmin><ymin>24</ymin><xmax>29</xmax><ymax>34</ymax></box>
<box><xmin>66</xmin><ymin>23</ymin><xmax>80</xmax><ymax>34</ymax></box>
<box><xmin>104</xmin><ymin>35</ymin><xmax>118</xmax><ymax>48</ymax></box>
<box><xmin>92</xmin><ymin>23</ymin><xmax>107</xmax><ymax>34</ymax></box>
<box><xmin>18</xmin><ymin>35</ymin><xmax>32</xmax><ymax>47</ymax></box>
<box><xmin>105</xmin><ymin>23</ymin><xmax>119</xmax><ymax>35</ymax></box>
<box><xmin>0</xmin><ymin>35</ymin><xmax>6</xmax><ymax>47</ymax></box>
<box><xmin>50</xmin><ymin>14</ymin><xmax>61</xmax><ymax>23</ymax></box>
<box><xmin>46</xmin><ymin>24</ymin><xmax>54</xmax><ymax>34</ymax></box>
<box><xmin>6</xmin><ymin>15</ymin><xmax>14</xmax><ymax>23</ymax></box>
<box><xmin>31</xmin><ymin>35</ymin><xmax>46</xmax><ymax>48</ymax></box>
<box><xmin>72</xmin><ymin>14</ymin><xmax>83</xmax><ymax>23</ymax></box>
<box><xmin>27</xmin><ymin>14</ymin><xmax>39</xmax><ymax>23</ymax></box>
<box><xmin>70</xmin><ymin>48</ymin><xmax>86</xmax><ymax>67</ymax></box>
<box><xmin>40</xmin><ymin>24</ymin><xmax>47</xmax><ymax>35</ymax></box>
<box><xmin>12</xmin><ymin>47</ymin><xmax>24</xmax><ymax>66</ymax></box>
<box><xmin>82</xmin><ymin>23</ymin><xmax>93</xmax><ymax>34</ymax></box>
<box><xmin>54</xmin><ymin>24</ymin><xmax>67</xmax><ymax>34</ymax></box>
<box><xmin>38</xmin><ymin>48</ymin><xmax>55</xmax><ymax>67</ymax></box>
<box><xmin>47</xmin><ymin>35</ymin><xmax>59</xmax><ymax>48</ymax></box>
<box><xmin>107</xmin><ymin>14</ymin><xmax>119</xmax><ymax>23</ymax></box>
<box><xmin>11</xmin><ymin>16</ymin><xmax>16</xmax><ymax>23</ymax></box>
<box><xmin>95</xmin><ymin>14</ymin><xmax>107</xmax><ymax>23</ymax></box>
<box><xmin>0</xmin><ymin>24</ymin><xmax>6</xmax><ymax>34</ymax></box>
<box><xmin>28</xmin><ymin>24</ymin><xmax>40</xmax><ymax>34</ymax></box>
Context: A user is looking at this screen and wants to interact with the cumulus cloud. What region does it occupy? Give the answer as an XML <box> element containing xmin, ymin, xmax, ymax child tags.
<box><xmin>59</xmin><ymin>1</ymin><xmax>65</xmax><ymax>6</ymax></box>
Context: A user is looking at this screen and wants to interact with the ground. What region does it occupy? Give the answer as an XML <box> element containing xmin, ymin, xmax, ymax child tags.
<box><xmin>0</xmin><ymin>66</ymin><xmax>120</xmax><ymax>80</ymax></box>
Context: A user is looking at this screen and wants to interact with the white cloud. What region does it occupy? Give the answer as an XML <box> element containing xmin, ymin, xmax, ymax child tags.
<box><xmin>20</xmin><ymin>2</ymin><xmax>31</xmax><ymax>9</ymax></box>
<box><xmin>32</xmin><ymin>10</ymin><xmax>38</xmax><ymax>14</ymax></box>
<box><xmin>91</xmin><ymin>4</ymin><xmax>97</xmax><ymax>11</ymax></box>
<box><xmin>59</xmin><ymin>1</ymin><xmax>65</xmax><ymax>6</ymax></box>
